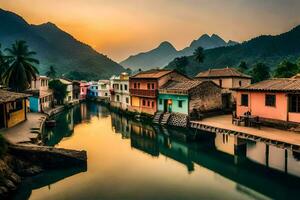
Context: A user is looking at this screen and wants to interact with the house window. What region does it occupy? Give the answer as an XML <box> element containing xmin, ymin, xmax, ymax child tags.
<box><xmin>105</xmin><ymin>93</ymin><xmax>108</xmax><ymax>96</ymax></box>
<box><xmin>142</xmin><ymin>99</ymin><xmax>146</xmax><ymax>106</ymax></box>
<box><xmin>126</xmin><ymin>97</ymin><xmax>129</xmax><ymax>104</ymax></box>
<box><xmin>147</xmin><ymin>83</ymin><xmax>150</xmax><ymax>90</ymax></box>
<box><xmin>124</xmin><ymin>85</ymin><xmax>128</xmax><ymax>91</ymax></box>
<box><xmin>116</xmin><ymin>95</ymin><xmax>120</xmax><ymax>102</ymax></box>
<box><xmin>159</xmin><ymin>99</ymin><xmax>162</xmax><ymax>105</ymax></box>
<box><xmin>152</xmin><ymin>83</ymin><xmax>155</xmax><ymax>89</ymax></box>
<box><xmin>138</xmin><ymin>83</ymin><xmax>140</xmax><ymax>89</ymax></box>
<box><xmin>239</xmin><ymin>81</ymin><xmax>242</xmax><ymax>87</ymax></box>
<box><xmin>152</xmin><ymin>101</ymin><xmax>154</xmax><ymax>108</ymax></box>
<box><xmin>219</xmin><ymin>79</ymin><xmax>223</xmax><ymax>87</ymax></box>
<box><xmin>147</xmin><ymin>101</ymin><xmax>150</xmax><ymax>107</ymax></box>
<box><xmin>289</xmin><ymin>94</ymin><xmax>300</xmax><ymax>113</ymax></box>
<box><xmin>241</xmin><ymin>94</ymin><xmax>249</xmax><ymax>106</ymax></box>
<box><xmin>120</xmin><ymin>84</ymin><xmax>123</xmax><ymax>90</ymax></box>
<box><xmin>178</xmin><ymin>100</ymin><xmax>183</xmax><ymax>108</ymax></box>
<box><xmin>265</xmin><ymin>94</ymin><xmax>276</xmax><ymax>107</ymax></box>
<box><xmin>134</xmin><ymin>83</ymin><xmax>137</xmax><ymax>89</ymax></box>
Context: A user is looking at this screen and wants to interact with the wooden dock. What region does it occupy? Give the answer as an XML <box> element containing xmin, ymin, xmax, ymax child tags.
<box><xmin>190</xmin><ymin>115</ymin><xmax>300</xmax><ymax>152</ymax></box>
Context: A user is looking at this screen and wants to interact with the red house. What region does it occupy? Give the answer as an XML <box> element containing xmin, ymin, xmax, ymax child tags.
<box><xmin>129</xmin><ymin>69</ymin><xmax>190</xmax><ymax>115</ymax></box>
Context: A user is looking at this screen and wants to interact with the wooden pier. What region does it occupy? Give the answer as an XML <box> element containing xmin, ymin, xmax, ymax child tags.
<box><xmin>190</xmin><ymin>115</ymin><xmax>300</xmax><ymax>152</ymax></box>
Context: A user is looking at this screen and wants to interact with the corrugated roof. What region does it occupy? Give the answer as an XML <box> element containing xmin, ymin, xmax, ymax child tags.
<box><xmin>196</xmin><ymin>67</ymin><xmax>251</xmax><ymax>79</ymax></box>
<box><xmin>159</xmin><ymin>80</ymin><xmax>205</xmax><ymax>92</ymax></box>
<box><xmin>130</xmin><ymin>69</ymin><xmax>173</xmax><ymax>79</ymax></box>
<box><xmin>233</xmin><ymin>78</ymin><xmax>300</xmax><ymax>92</ymax></box>
<box><xmin>0</xmin><ymin>89</ymin><xmax>31</xmax><ymax>103</ymax></box>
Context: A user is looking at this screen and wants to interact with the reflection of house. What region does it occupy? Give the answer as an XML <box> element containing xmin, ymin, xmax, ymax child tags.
<box><xmin>195</xmin><ymin>67</ymin><xmax>251</xmax><ymax>109</ymax></box>
<box><xmin>234</xmin><ymin>78</ymin><xmax>300</xmax><ymax>125</ymax></box>
<box><xmin>98</xmin><ymin>80</ymin><xmax>110</xmax><ymax>100</ymax></box>
<box><xmin>129</xmin><ymin>69</ymin><xmax>190</xmax><ymax>115</ymax></box>
<box><xmin>28</xmin><ymin>76</ymin><xmax>53</xmax><ymax>112</ymax></box>
<box><xmin>110</xmin><ymin>73</ymin><xmax>130</xmax><ymax>110</ymax></box>
<box><xmin>158</xmin><ymin>80</ymin><xmax>222</xmax><ymax>115</ymax></box>
<box><xmin>80</xmin><ymin>81</ymin><xmax>90</xmax><ymax>100</ymax></box>
<box><xmin>0</xmin><ymin>90</ymin><xmax>30</xmax><ymax>129</ymax></box>
<box><xmin>59</xmin><ymin>78</ymin><xmax>73</xmax><ymax>103</ymax></box>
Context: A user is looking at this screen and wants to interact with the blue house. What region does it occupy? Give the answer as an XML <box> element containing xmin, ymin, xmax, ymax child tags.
<box><xmin>88</xmin><ymin>82</ymin><xmax>99</xmax><ymax>97</ymax></box>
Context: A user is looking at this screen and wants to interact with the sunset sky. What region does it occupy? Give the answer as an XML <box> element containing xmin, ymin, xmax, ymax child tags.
<box><xmin>1</xmin><ymin>0</ymin><xmax>300</xmax><ymax>61</ymax></box>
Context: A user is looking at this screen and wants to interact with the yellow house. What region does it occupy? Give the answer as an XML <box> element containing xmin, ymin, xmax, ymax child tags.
<box><xmin>0</xmin><ymin>89</ymin><xmax>30</xmax><ymax>129</ymax></box>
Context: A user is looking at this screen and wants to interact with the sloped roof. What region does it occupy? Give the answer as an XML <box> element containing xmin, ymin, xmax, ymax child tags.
<box><xmin>196</xmin><ymin>67</ymin><xmax>251</xmax><ymax>79</ymax></box>
<box><xmin>59</xmin><ymin>78</ymin><xmax>72</xmax><ymax>85</ymax></box>
<box><xmin>159</xmin><ymin>80</ymin><xmax>206</xmax><ymax>93</ymax></box>
<box><xmin>233</xmin><ymin>78</ymin><xmax>300</xmax><ymax>92</ymax></box>
<box><xmin>0</xmin><ymin>89</ymin><xmax>31</xmax><ymax>103</ymax></box>
<box><xmin>130</xmin><ymin>69</ymin><xmax>174</xmax><ymax>79</ymax></box>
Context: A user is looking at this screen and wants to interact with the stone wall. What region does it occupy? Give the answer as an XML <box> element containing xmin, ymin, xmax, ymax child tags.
<box><xmin>168</xmin><ymin>113</ymin><xmax>189</xmax><ymax>128</ymax></box>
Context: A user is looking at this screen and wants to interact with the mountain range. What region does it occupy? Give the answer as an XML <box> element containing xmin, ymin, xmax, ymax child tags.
<box><xmin>120</xmin><ymin>34</ymin><xmax>238</xmax><ymax>70</ymax></box>
<box><xmin>0</xmin><ymin>9</ymin><xmax>124</xmax><ymax>80</ymax></box>
<box><xmin>165</xmin><ymin>25</ymin><xmax>300</xmax><ymax>77</ymax></box>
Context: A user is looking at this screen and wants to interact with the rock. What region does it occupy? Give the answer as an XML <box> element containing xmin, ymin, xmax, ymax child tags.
<box><xmin>20</xmin><ymin>165</ymin><xmax>43</xmax><ymax>176</ymax></box>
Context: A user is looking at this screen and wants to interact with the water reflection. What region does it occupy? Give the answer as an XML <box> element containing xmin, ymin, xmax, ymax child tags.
<box><xmin>17</xmin><ymin>103</ymin><xmax>300</xmax><ymax>200</ymax></box>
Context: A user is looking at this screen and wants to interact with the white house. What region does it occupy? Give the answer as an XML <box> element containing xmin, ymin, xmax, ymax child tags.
<box><xmin>110</xmin><ymin>72</ymin><xmax>130</xmax><ymax>110</ymax></box>
<box><xmin>98</xmin><ymin>80</ymin><xmax>110</xmax><ymax>99</ymax></box>
<box><xmin>59</xmin><ymin>78</ymin><xmax>73</xmax><ymax>104</ymax></box>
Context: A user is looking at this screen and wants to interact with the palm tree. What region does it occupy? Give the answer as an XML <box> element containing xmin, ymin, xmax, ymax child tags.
<box><xmin>0</xmin><ymin>44</ymin><xmax>9</xmax><ymax>85</ymax></box>
<box><xmin>3</xmin><ymin>41</ymin><xmax>39</xmax><ymax>91</ymax></box>
<box><xmin>193</xmin><ymin>46</ymin><xmax>205</xmax><ymax>63</ymax></box>
<box><xmin>46</xmin><ymin>65</ymin><xmax>57</xmax><ymax>79</ymax></box>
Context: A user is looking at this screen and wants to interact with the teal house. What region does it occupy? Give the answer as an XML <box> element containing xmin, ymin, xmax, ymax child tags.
<box><xmin>158</xmin><ymin>80</ymin><xmax>222</xmax><ymax>115</ymax></box>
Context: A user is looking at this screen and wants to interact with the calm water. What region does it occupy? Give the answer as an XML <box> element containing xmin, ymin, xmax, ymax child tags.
<box><xmin>14</xmin><ymin>103</ymin><xmax>300</xmax><ymax>200</ymax></box>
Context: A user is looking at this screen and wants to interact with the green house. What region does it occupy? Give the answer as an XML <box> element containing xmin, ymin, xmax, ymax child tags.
<box><xmin>158</xmin><ymin>80</ymin><xmax>222</xmax><ymax>115</ymax></box>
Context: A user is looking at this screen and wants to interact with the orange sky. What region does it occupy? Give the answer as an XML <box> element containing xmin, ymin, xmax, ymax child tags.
<box><xmin>1</xmin><ymin>0</ymin><xmax>300</xmax><ymax>61</ymax></box>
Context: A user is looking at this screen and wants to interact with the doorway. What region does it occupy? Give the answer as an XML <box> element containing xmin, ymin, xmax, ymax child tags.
<box><xmin>222</xmin><ymin>93</ymin><xmax>231</xmax><ymax>110</ymax></box>
<box><xmin>164</xmin><ymin>100</ymin><xmax>168</xmax><ymax>112</ymax></box>
<box><xmin>0</xmin><ymin>104</ymin><xmax>5</xmax><ymax>129</ymax></box>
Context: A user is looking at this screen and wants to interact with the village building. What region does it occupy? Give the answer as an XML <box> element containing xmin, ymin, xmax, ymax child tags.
<box><xmin>129</xmin><ymin>69</ymin><xmax>190</xmax><ymax>115</ymax></box>
<box><xmin>88</xmin><ymin>81</ymin><xmax>99</xmax><ymax>98</ymax></box>
<box><xmin>59</xmin><ymin>78</ymin><xmax>73</xmax><ymax>104</ymax></box>
<box><xmin>110</xmin><ymin>73</ymin><xmax>130</xmax><ymax>110</ymax></box>
<box><xmin>98</xmin><ymin>80</ymin><xmax>110</xmax><ymax>100</ymax></box>
<box><xmin>80</xmin><ymin>81</ymin><xmax>89</xmax><ymax>100</ymax></box>
<box><xmin>28</xmin><ymin>76</ymin><xmax>54</xmax><ymax>112</ymax></box>
<box><xmin>72</xmin><ymin>81</ymin><xmax>80</xmax><ymax>101</ymax></box>
<box><xmin>195</xmin><ymin>67</ymin><xmax>251</xmax><ymax>109</ymax></box>
<box><xmin>158</xmin><ymin>80</ymin><xmax>222</xmax><ymax>115</ymax></box>
<box><xmin>0</xmin><ymin>89</ymin><xmax>30</xmax><ymax>129</ymax></box>
<box><xmin>233</xmin><ymin>78</ymin><xmax>300</xmax><ymax>126</ymax></box>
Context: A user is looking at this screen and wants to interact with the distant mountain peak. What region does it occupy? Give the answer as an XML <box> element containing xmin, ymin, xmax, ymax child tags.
<box><xmin>158</xmin><ymin>41</ymin><xmax>176</xmax><ymax>50</ymax></box>
<box><xmin>198</xmin><ymin>34</ymin><xmax>210</xmax><ymax>40</ymax></box>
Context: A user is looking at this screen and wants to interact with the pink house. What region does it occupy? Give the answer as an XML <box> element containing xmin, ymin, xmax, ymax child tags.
<box><xmin>80</xmin><ymin>81</ymin><xmax>90</xmax><ymax>100</ymax></box>
<box><xmin>233</xmin><ymin>78</ymin><xmax>300</xmax><ymax>125</ymax></box>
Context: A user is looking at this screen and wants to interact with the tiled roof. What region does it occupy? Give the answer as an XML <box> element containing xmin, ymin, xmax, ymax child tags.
<box><xmin>130</xmin><ymin>69</ymin><xmax>173</xmax><ymax>79</ymax></box>
<box><xmin>195</xmin><ymin>67</ymin><xmax>251</xmax><ymax>79</ymax></box>
<box><xmin>159</xmin><ymin>80</ymin><xmax>205</xmax><ymax>92</ymax></box>
<box><xmin>233</xmin><ymin>78</ymin><xmax>300</xmax><ymax>92</ymax></box>
<box><xmin>0</xmin><ymin>89</ymin><xmax>31</xmax><ymax>103</ymax></box>
<box><xmin>59</xmin><ymin>78</ymin><xmax>72</xmax><ymax>85</ymax></box>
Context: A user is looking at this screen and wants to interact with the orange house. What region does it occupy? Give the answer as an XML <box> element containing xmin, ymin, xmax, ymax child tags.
<box><xmin>233</xmin><ymin>78</ymin><xmax>300</xmax><ymax>125</ymax></box>
<box><xmin>129</xmin><ymin>69</ymin><xmax>190</xmax><ymax>115</ymax></box>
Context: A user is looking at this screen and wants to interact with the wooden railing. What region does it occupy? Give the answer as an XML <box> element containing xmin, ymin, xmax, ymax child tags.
<box><xmin>129</xmin><ymin>89</ymin><xmax>157</xmax><ymax>97</ymax></box>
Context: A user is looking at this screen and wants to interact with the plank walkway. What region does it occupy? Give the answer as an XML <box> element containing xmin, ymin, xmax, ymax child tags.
<box><xmin>190</xmin><ymin>115</ymin><xmax>300</xmax><ymax>151</ymax></box>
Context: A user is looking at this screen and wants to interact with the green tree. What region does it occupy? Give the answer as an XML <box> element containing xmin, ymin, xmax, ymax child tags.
<box><xmin>2</xmin><ymin>41</ymin><xmax>39</xmax><ymax>91</ymax></box>
<box><xmin>250</xmin><ymin>63</ymin><xmax>270</xmax><ymax>83</ymax></box>
<box><xmin>274</xmin><ymin>60</ymin><xmax>299</xmax><ymax>78</ymax></box>
<box><xmin>193</xmin><ymin>46</ymin><xmax>205</xmax><ymax>63</ymax></box>
<box><xmin>238</xmin><ymin>61</ymin><xmax>248</xmax><ymax>73</ymax></box>
<box><xmin>46</xmin><ymin>65</ymin><xmax>57</xmax><ymax>79</ymax></box>
<box><xmin>0</xmin><ymin>44</ymin><xmax>9</xmax><ymax>85</ymax></box>
<box><xmin>49</xmin><ymin>79</ymin><xmax>67</xmax><ymax>105</ymax></box>
<box><xmin>174</xmin><ymin>56</ymin><xmax>189</xmax><ymax>74</ymax></box>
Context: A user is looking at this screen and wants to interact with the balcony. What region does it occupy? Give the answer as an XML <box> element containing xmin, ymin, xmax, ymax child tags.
<box><xmin>129</xmin><ymin>89</ymin><xmax>157</xmax><ymax>97</ymax></box>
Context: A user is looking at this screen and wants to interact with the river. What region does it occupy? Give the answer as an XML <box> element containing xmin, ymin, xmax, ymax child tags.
<box><xmin>13</xmin><ymin>102</ymin><xmax>300</xmax><ymax>200</ymax></box>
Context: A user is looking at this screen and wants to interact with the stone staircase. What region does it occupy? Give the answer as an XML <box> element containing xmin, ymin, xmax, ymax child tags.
<box><xmin>161</xmin><ymin>113</ymin><xmax>171</xmax><ymax>125</ymax></box>
<box><xmin>153</xmin><ymin>112</ymin><xmax>163</xmax><ymax>124</ymax></box>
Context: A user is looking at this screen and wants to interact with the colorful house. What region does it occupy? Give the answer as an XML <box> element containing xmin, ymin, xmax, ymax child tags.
<box><xmin>129</xmin><ymin>69</ymin><xmax>190</xmax><ymax>115</ymax></box>
<box><xmin>233</xmin><ymin>78</ymin><xmax>300</xmax><ymax>125</ymax></box>
<box><xmin>59</xmin><ymin>78</ymin><xmax>73</xmax><ymax>103</ymax></box>
<box><xmin>158</xmin><ymin>80</ymin><xmax>222</xmax><ymax>115</ymax></box>
<box><xmin>72</xmin><ymin>81</ymin><xmax>80</xmax><ymax>100</ymax></box>
<box><xmin>80</xmin><ymin>81</ymin><xmax>90</xmax><ymax>100</ymax></box>
<box><xmin>195</xmin><ymin>67</ymin><xmax>251</xmax><ymax>109</ymax></box>
<box><xmin>0</xmin><ymin>90</ymin><xmax>30</xmax><ymax>129</ymax></box>
<box><xmin>110</xmin><ymin>72</ymin><xmax>130</xmax><ymax>110</ymax></box>
<box><xmin>28</xmin><ymin>76</ymin><xmax>54</xmax><ymax>112</ymax></box>
<box><xmin>88</xmin><ymin>81</ymin><xmax>98</xmax><ymax>98</ymax></box>
<box><xmin>98</xmin><ymin>80</ymin><xmax>110</xmax><ymax>99</ymax></box>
